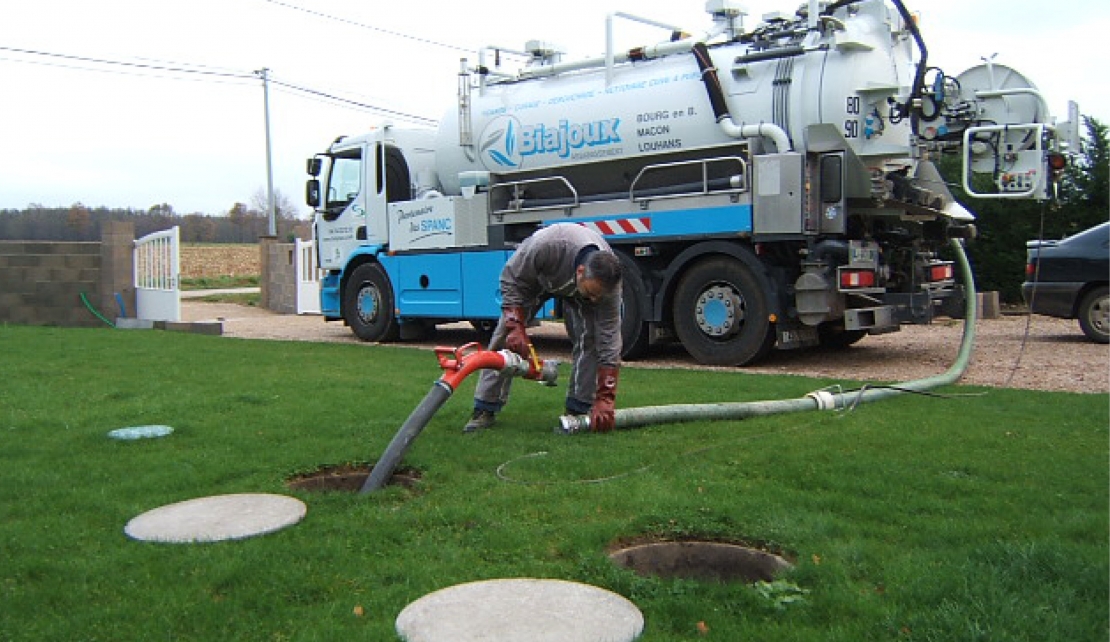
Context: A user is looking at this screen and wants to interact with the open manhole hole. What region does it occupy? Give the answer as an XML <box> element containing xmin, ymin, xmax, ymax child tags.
<box><xmin>286</xmin><ymin>463</ymin><xmax>422</xmax><ymax>493</ymax></box>
<box><xmin>609</xmin><ymin>539</ymin><xmax>792</xmax><ymax>583</ymax></box>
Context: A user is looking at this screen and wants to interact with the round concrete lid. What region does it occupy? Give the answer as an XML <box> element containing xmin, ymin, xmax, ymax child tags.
<box><xmin>108</xmin><ymin>425</ymin><xmax>173</xmax><ymax>440</ymax></box>
<box><xmin>124</xmin><ymin>493</ymin><xmax>306</xmax><ymax>543</ymax></box>
<box><xmin>396</xmin><ymin>578</ymin><xmax>644</xmax><ymax>642</ymax></box>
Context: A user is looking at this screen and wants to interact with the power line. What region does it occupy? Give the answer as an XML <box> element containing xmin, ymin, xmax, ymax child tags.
<box><xmin>269</xmin><ymin>77</ymin><xmax>437</xmax><ymax>126</ymax></box>
<box><xmin>0</xmin><ymin>54</ymin><xmax>255</xmax><ymax>87</ymax></box>
<box><xmin>259</xmin><ymin>0</ymin><xmax>473</xmax><ymax>54</ymax></box>
<box><xmin>268</xmin><ymin>84</ymin><xmax>435</xmax><ymax>125</ymax></box>
<box><xmin>0</xmin><ymin>45</ymin><xmax>437</xmax><ymax>124</ymax></box>
<box><xmin>0</xmin><ymin>45</ymin><xmax>253</xmax><ymax>80</ymax></box>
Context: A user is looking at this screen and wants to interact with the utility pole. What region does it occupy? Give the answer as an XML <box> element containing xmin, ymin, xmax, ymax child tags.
<box><xmin>256</xmin><ymin>67</ymin><xmax>277</xmax><ymax>237</ymax></box>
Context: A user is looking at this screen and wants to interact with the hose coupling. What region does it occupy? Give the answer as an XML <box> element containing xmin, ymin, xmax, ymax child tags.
<box><xmin>805</xmin><ymin>389</ymin><xmax>839</xmax><ymax>411</ymax></box>
<box><xmin>497</xmin><ymin>350</ymin><xmax>532</xmax><ymax>378</ymax></box>
<box><xmin>537</xmin><ymin>359</ymin><xmax>560</xmax><ymax>386</ymax></box>
<box><xmin>497</xmin><ymin>350</ymin><xmax>559</xmax><ymax>386</ymax></box>
<box><xmin>555</xmin><ymin>413</ymin><xmax>590</xmax><ymax>435</ymax></box>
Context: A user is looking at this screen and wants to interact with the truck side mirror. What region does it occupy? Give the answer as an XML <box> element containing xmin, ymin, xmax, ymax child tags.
<box><xmin>306</xmin><ymin>157</ymin><xmax>322</xmax><ymax>177</ymax></box>
<box><xmin>306</xmin><ymin>179</ymin><xmax>321</xmax><ymax>207</ymax></box>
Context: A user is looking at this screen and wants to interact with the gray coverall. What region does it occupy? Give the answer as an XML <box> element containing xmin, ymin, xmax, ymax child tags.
<box><xmin>474</xmin><ymin>224</ymin><xmax>622</xmax><ymax>415</ymax></box>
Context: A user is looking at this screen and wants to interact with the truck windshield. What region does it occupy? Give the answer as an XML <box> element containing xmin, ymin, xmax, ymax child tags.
<box><xmin>326</xmin><ymin>153</ymin><xmax>362</xmax><ymax>210</ymax></box>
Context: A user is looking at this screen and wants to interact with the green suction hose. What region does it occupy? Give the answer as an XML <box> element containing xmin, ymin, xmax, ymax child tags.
<box><xmin>558</xmin><ymin>239</ymin><xmax>977</xmax><ymax>433</ymax></box>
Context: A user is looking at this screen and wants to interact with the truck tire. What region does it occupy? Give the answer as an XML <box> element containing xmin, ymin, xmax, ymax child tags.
<box><xmin>1077</xmin><ymin>285</ymin><xmax>1109</xmax><ymax>344</ymax></box>
<box><xmin>560</xmin><ymin>269</ymin><xmax>650</xmax><ymax>361</ymax></box>
<box><xmin>673</xmin><ymin>256</ymin><xmax>775</xmax><ymax>366</ymax></box>
<box><xmin>344</xmin><ymin>263</ymin><xmax>400</xmax><ymax>342</ymax></box>
<box><xmin>617</xmin><ymin>255</ymin><xmax>650</xmax><ymax>360</ymax></box>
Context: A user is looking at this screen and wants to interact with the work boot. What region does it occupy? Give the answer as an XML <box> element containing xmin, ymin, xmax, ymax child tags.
<box><xmin>463</xmin><ymin>409</ymin><xmax>496</xmax><ymax>433</ymax></box>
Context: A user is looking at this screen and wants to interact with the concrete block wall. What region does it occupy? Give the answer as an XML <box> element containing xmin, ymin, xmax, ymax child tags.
<box><xmin>259</xmin><ymin>225</ymin><xmax>313</xmax><ymax>315</ymax></box>
<box><xmin>259</xmin><ymin>236</ymin><xmax>297</xmax><ymax>315</ymax></box>
<box><xmin>0</xmin><ymin>221</ymin><xmax>135</xmax><ymax>327</ymax></box>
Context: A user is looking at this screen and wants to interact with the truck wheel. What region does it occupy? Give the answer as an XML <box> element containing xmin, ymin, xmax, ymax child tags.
<box><xmin>560</xmin><ymin>273</ymin><xmax>650</xmax><ymax>361</ymax></box>
<box><xmin>618</xmin><ymin>257</ymin><xmax>650</xmax><ymax>360</ymax></box>
<box><xmin>1077</xmin><ymin>286</ymin><xmax>1109</xmax><ymax>344</ymax></box>
<box><xmin>673</xmin><ymin>256</ymin><xmax>775</xmax><ymax>366</ymax></box>
<box><xmin>344</xmin><ymin>263</ymin><xmax>400</xmax><ymax>342</ymax></box>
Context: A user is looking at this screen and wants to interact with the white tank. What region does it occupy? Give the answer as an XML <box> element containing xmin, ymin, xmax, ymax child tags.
<box><xmin>432</xmin><ymin>0</ymin><xmax>917</xmax><ymax>197</ymax></box>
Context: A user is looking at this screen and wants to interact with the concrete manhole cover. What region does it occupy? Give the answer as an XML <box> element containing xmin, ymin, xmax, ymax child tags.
<box><xmin>124</xmin><ymin>493</ymin><xmax>306</xmax><ymax>543</ymax></box>
<box><xmin>396</xmin><ymin>578</ymin><xmax>644</xmax><ymax>642</ymax></box>
<box><xmin>609</xmin><ymin>540</ymin><xmax>792</xmax><ymax>583</ymax></box>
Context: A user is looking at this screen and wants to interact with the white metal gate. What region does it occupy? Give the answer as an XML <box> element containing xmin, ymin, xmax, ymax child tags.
<box><xmin>134</xmin><ymin>226</ymin><xmax>180</xmax><ymax>322</ymax></box>
<box><xmin>294</xmin><ymin>238</ymin><xmax>321</xmax><ymax>315</ymax></box>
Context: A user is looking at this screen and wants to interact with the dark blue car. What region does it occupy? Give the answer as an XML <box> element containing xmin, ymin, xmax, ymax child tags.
<box><xmin>1021</xmin><ymin>222</ymin><xmax>1109</xmax><ymax>343</ymax></box>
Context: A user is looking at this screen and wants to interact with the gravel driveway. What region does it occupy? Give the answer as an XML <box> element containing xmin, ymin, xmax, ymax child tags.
<box><xmin>182</xmin><ymin>301</ymin><xmax>1107</xmax><ymax>395</ymax></box>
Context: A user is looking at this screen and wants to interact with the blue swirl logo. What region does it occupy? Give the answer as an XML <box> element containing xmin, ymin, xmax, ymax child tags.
<box><xmin>479</xmin><ymin>116</ymin><xmax>523</xmax><ymax>170</ymax></box>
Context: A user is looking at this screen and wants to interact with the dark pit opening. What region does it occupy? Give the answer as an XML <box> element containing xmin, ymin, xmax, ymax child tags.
<box><xmin>609</xmin><ymin>539</ymin><xmax>792</xmax><ymax>583</ymax></box>
<box><xmin>286</xmin><ymin>463</ymin><xmax>422</xmax><ymax>493</ymax></box>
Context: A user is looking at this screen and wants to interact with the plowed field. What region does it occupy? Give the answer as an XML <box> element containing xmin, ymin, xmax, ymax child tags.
<box><xmin>180</xmin><ymin>244</ymin><xmax>259</xmax><ymax>279</ymax></box>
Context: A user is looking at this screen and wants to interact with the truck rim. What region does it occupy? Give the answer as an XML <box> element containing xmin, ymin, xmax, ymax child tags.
<box><xmin>694</xmin><ymin>284</ymin><xmax>745</xmax><ymax>337</ymax></box>
<box><xmin>357</xmin><ymin>284</ymin><xmax>382</xmax><ymax>325</ymax></box>
<box><xmin>673</xmin><ymin>255</ymin><xmax>775</xmax><ymax>366</ymax></box>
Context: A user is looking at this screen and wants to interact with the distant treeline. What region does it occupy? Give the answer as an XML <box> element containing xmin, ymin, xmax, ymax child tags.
<box><xmin>0</xmin><ymin>203</ymin><xmax>304</xmax><ymax>243</ymax></box>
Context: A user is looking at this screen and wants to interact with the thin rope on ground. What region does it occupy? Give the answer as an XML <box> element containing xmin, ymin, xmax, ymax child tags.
<box><xmin>496</xmin><ymin>415</ymin><xmax>834</xmax><ymax>486</ymax></box>
<box><xmin>1002</xmin><ymin>202</ymin><xmax>1049</xmax><ymax>388</ymax></box>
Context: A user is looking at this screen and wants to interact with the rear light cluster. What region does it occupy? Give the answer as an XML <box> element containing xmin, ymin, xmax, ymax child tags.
<box><xmin>927</xmin><ymin>263</ymin><xmax>954</xmax><ymax>282</ymax></box>
<box><xmin>839</xmin><ymin>269</ymin><xmax>876</xmax><ymax>289</ymax></box>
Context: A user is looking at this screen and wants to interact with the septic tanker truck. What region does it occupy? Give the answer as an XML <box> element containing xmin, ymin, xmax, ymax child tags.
<box><xmin>306</xmin><ymin>0</ymin><xmax>1074</xmax><ymax>366</ymax></box>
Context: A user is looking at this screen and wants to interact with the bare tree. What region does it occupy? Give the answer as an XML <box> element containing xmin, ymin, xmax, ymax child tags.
<box><xmin>250</xmin><ymin>188</ymin><xmax>301</xmax><ymax>222</ymax></box>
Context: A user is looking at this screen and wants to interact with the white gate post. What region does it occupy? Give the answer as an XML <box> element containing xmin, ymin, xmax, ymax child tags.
<box><xmin>294</xmin><ymin>238</ymin><xmax>321</xmax><ymax>315</ymax></box>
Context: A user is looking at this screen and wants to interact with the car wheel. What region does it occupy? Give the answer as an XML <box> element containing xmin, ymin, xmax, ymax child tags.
<box><xmin>1077</xmin><ymin>285</ymin><xmax>1109</xmax><ymax>344</ymax></box>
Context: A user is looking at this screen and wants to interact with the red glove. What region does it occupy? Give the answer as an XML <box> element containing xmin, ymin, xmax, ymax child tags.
<box><xmin>590</xmin><ymin>365</ymin><xmax>619</xmax><ymax>432</ymax></box>
<box><xmin>502</xmin><ymin>306</ymin><xmax>530</xmax><ymax>357</ymax></box>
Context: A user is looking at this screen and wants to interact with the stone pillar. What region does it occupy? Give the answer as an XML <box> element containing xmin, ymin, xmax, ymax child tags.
<box><xmin>99</xmin><ymin>220</ymin><xmax>135</xmax><ymax>319</ymax></box>
<box><xmin>259</xmin><ymin>235</ymin><xmax>277</xmax><ymax>311</ymax></box>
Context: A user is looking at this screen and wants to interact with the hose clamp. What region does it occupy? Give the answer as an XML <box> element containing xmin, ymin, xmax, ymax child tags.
<box><xmin>806</xmin><ymin>389</ymin><xmax>838</xmax><ymax>411</ymax></box>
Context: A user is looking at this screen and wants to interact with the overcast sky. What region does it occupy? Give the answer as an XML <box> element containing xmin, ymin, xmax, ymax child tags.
<box><xmin>2</xmin><ymin>0</ymin><xmax>1107</xmax><ymax>218</ymax></box>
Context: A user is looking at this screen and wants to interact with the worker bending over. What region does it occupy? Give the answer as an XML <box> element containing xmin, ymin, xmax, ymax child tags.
<box><xmin>465</xmin><ymin>223</ymin><xmax>623</xmax><ymax>433</ymax></box>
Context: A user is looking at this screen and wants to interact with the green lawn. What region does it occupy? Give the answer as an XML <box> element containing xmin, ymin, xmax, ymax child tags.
<box><xmin>1</xmin><ymin>326</ymin><xmax>1106</xmax><ymax>641</ymax></box>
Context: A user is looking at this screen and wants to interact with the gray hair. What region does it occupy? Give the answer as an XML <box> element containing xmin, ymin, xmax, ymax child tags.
<box><xmin>583</xmin><ymin>251</ymin><xmax>622</xmax><ymax>291</ymax></box>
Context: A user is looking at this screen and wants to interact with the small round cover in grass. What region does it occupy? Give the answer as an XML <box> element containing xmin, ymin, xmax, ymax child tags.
<box><xmin>396</xmin><ymin>578</ymin><xmax>644</xmax><ymax>642</ymax></box>
<box><xmin>124</xmin><ymin>493</ymin><xmax>306</xmax><ymax>543</ymax></box>
<box><xmin>107</xmin><ymin>425</ymin><xmax>174</xmax><ymax>440</ymax></box>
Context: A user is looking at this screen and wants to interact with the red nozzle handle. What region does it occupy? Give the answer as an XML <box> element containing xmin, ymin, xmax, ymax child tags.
<box><xmin>434</xmin><ymin>342</ymin><xmax>484</xmax><ymax>372</ymax></box>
